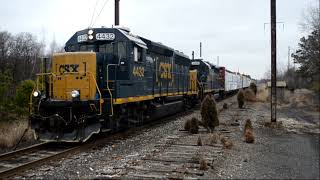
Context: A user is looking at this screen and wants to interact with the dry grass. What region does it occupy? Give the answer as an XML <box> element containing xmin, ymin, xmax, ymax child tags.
<box><xmin>0</xmin><ymin>120</ymin><xmax>34</xmax><ymax>149</ymax></box>
<box><xmin>264</xmin><ymin>121</ymin><xmax>283</xmax><ymax>129</ymax></box>
<box><xmin>244</xmin><ymin>129</ymin><xmax>255</xmax><ymax>143</ymax></box>
<box><xmin>243</xmin><ymin>119</ymin><xmax>255</xmax><ymax>143</ymax></box>
<box><xmin>244</xmin><ymin>89</ymin><xmax>257</xmax><ymax>102</ymax></box>
<box><xmin>244</xmin><ymin>119</ymin><xmax>253</xmax><ymax>133</ymax></box>
<box><xmin>256</xmin><ymin>85</ymin><xmax>269</xmax><ymax>102</ymax></box>
<box><xmin>287</xmin><ymin>89</ymin><xmax>317</xmax><ymax>108</ymax></box>
<box><xmin>220</xmin><ymin>135</ymin><xmax>233</xmax><ymax>149</ymax></box>
<box><xmin>206</xmin><ymin>133</ymin><xmax>219</xmax><ymax>145</ymax></box>
<box><xmin>199</xmin><ymin>157</ymin><xmax>208</xmax><ymax>170</ymax></box>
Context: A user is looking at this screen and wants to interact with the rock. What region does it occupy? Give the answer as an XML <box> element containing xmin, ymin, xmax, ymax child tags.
<box><xmin>39</xmin><ymin>167</ymin><xmax>51</xmax><ymax>171</ymax></box>
<box><xmin>231</xmin><ymin>122</ymin><xmax>240</xmax><ymax>126</ymax></box>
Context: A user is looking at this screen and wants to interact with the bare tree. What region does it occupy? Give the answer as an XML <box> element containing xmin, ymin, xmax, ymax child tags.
<box><xmin>0</xmin><ymin>31</ymin><xmax>13</xmax><ymax>72</ymax></box>
<box><xmin>300</xmin><ymin>2</ymin><xmax>320</xmax><ymax>32</ymax></box>
<box><xmin>8</xmin><ymin>32</ymin><xmax>43</xmax><ymax>83</ymax></box>
<box><xmin>48</xmin><ymin>35</ymin><xmax>64</xmax><ymax>57</ymax></box>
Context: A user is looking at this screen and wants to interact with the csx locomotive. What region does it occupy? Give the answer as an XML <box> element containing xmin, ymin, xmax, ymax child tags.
<box><xmin>30</xmin><ymin>26</ymin><xmax>252</xmax><ymax>142</ymax></box>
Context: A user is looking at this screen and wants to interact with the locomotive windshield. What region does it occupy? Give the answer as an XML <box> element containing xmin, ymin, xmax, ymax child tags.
<box><xmin>67</xmin><ymin>41</ymin><xmax>127</xmax><ymax>60</ymax></box>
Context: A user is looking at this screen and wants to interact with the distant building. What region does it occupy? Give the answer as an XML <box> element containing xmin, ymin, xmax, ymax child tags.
<box><xmin>267</xmin><ymin>81</ymin><xmax>287</xmax><ymax>102</ymax></box>
<box><xmin>267</xmin><ymin>81</ymin><xmax>287</xmax><ymax>88</ymax></box>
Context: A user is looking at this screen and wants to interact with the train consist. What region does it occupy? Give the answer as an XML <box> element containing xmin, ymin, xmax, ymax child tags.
<box><xmin>29</xmin><ymin>27</ymin><xmax>252</xmax><ymax>142</ymax></box>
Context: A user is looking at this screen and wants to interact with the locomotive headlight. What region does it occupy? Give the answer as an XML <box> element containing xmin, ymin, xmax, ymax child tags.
<box><xmin>88</xmin><ymin>35</ymin><xmax>94</xmax><ymax>40</ymax></box>
<box><xmin>33</xmin><ymin>91</ymin><xmax>41</xmax><ymax>98</ymax></box>
<box><xmin>88</xmin><ymin>29</ymin><xmax>93</xmax><ymax>35</ymax></box>
<box><xmin>71</xmin><ymin>90</ymin><xmax>80</xmax><ymax>98</ymax></box>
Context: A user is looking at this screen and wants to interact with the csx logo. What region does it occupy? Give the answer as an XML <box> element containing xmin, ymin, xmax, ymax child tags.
<box><xmin>133</xmin><ymin>66</ymin><xmax>144</xmax><ymax>77</ymax></box>
<box><xmin>59</xmin><ymin>64</ymin><xmax>79</xmax><ymax>74</ymax></box>
<box><xmin>159</xmin><ymin>62</ymin><xmax>172</xmax><ymax>79</ymax></box>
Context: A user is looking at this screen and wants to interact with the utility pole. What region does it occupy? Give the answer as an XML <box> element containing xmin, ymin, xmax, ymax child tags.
<box><xmin>217</xmin><ymin>56</ymin><xmax>219</xmax><ymax>66</ymax></box>
<box><xmin>200</xmin><ymin>42</ymin><xmax>202</xmax><ymax>58</ymax></box>
<box><xmin>115</xmin><ymin>0</ymin><xmax>120</xmax><ymax>26</ymax></box>
<box><xmin>287</xmin><ymin>46</ymin><xmax>290</xmax><ymax>71</ymax></box>
<box><xmin>271</xmin><ymin>0</ymin><xmax>277</xmax><ymax>122</ymax></box>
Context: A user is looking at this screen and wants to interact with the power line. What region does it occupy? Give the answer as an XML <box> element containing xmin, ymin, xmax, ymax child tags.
<box><xmin>89</xmin><ymin>0</ymin><xmax>100</xmax><ymax>28</ymax></box>
<box><xmin>92</xmin><ymin>0</ymin><xmax>110</xmax><ymax>27</ymax></box>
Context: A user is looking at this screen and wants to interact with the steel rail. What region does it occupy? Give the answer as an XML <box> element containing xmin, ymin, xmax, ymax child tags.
<box><xmin>0</xmin><ymin>142</ymin><xmax>91</xmax><ymax>179</ymax></box>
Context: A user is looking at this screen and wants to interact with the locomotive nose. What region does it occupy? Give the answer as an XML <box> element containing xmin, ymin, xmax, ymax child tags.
<box><xmin>52</xmin><ymin>52</ymin><xmax>97</xmax><ymax>101</ymax></box>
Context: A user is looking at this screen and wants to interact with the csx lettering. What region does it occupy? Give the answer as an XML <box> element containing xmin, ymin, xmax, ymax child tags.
<box><xmin>59</xmin><ymin>64</ymin><xmax>79</xmax><ymax>74</ymax></box>
<box><xmin>133</xmin><ymin>66</ymin><xmax>144</xmax><ymax>77</ymax></box>
<box><xmin>159</xmin><ymin>63</ymin><xmax>172</xmax><ymax>79</ymax></box>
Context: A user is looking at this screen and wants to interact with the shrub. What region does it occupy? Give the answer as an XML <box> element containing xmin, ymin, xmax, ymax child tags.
<box><xmin>250</xmin><ymin>82</ymin><xmax>257</xmax><ymax>95</ymax></box>
<box><xmin>200</xmin><ymin>94</ymin><xmax>219</xmax><ymax>133</ymax></box>
<box><xmin>206</xmin><ymin>133</ymin><xmax>219</xmax><ymax>145</ymax></box>
<box><xmin>220</xmin><ymin>136</ymin><xmax>233</xmax><ymax>149</ymax></box>
<box><xmin>0</xmin><ymin>71</ymin><xmax>13</xmax><ymax>104</ymax></box>
<box><xmin>189</xmin><ymin>117</ymin><xmax>199</xmax><ymax>134</ymax></box>
<box><xmin>199</xmin><ymin>157</ymin><xmax>208</xmax><ymax>170</ymax></box>
<box><xmin>15</xmin><ymin>80</ymin><xmax>35</xmax><ymax>108</ymax></box>
<box><xmin>237</xmin><ymin>90</ymin><xmax>245</xmax><ymax>108</ymax></box>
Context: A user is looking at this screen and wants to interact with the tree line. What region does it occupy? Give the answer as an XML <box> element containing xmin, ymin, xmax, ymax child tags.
<box><xmin>261</xmin><ymin>3</ymin><xmax>319</xmax><ymax>93</ymax></box>
<box><xmin>291</xmin><ymin>3</ymin><xmax>320</xmax><ymax>92</ymax></box>
<box><xmin>0</xmin><ymin>30</ymin><xmax>62</xmax><ymax>120</ymax></box>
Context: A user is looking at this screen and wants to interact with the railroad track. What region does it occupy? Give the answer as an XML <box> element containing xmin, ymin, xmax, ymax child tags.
<box><xmin>0</xmin><ymin>142</ymin><xmax>91</xmax><ymax>178</ymax></box>
<box><xmin>0</xmin><ymin>109</ymin><xmax>196</xmax><ymax>179</ymax></box>
<box><xmin>0</xmin><ymin>94</ymin><xmax>235</xmax><ymax>178</ymax></box>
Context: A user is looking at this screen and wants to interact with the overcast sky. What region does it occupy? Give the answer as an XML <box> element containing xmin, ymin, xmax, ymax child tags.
<box><xmin>0</xmin><ymin>0</ymin><xmax>318</xmax><ymax>79</ymax></box>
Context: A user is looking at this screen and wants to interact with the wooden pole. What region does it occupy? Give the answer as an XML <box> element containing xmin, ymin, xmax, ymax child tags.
<box><xmin>271</xmin><ymin>0</ymin><xmax>277</xmax><ymax>122</ymax></box>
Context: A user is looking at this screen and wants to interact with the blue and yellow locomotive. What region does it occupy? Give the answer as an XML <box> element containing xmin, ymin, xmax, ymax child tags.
<box><xmin>30</xmin><ymin>27</ymin><xmax>198</xmax><ymax>142</ymax></box>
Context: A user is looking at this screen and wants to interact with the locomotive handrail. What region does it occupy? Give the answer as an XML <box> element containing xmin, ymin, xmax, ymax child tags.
<box><xmin>29</xmin><ymin>72</ymin><xmax>57</xmax><ymax>114</ymax></box>
<box><xmin>29</xmin><ymin>72</ymin><xmax>103</xmax><ymax>115</ymax></box>
<box><xmin>87</xmin><ymin>72</ymin><xmax>103</xmax><ymax>115</ymax></box>
<box><xmin>106</xmin><ymin>64</ymin><xmax>119</xmax><ymax>117</ymax></box>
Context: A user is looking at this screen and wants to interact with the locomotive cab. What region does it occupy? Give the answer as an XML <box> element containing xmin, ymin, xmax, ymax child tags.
<box><xmin>190</xmin><ymin>59</ymin><xmax>221</xmax><ymax>98</ymax></box>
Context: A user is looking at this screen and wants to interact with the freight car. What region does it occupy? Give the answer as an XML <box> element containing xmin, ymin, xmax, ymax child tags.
<box><xmin>218</xmin><ymin>67</ymin><xmax>251</xmax><ymax>97</ymax></box>
<box><xmin>29</xmin><ymin>26</ymin><xmax>252</xmax><ymax>142</ymax></box>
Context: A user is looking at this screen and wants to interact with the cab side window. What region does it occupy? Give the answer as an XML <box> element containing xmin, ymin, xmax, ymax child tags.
<box><xmin>118</xmin><ymin>42</ymin><xmax>127</xmax><ymax>60</ymax></box>
<box><xmin>134</xmin><ymin>46</ymin><xmax>142</xmax><ymax>62</ymax></box>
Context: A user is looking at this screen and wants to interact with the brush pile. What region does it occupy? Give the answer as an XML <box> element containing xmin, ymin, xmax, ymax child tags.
<box><xmin>244</xmin><ymin>119</ymin><xmax>255</xmax><ymax>143</ymax></box>
<box><xmin>200</xmin><ymin>94</ymin><xmax>219</xmax><ymax>133</ymax></box>
<box><xmin>237</xmin><ymin>89</ymin><xmax>245</xmax><ymax>108</ymax></box>
<box><xmin>184</xmin><ymin>117</ymin><xmax>200</xmax><ymax>134</ymax></box>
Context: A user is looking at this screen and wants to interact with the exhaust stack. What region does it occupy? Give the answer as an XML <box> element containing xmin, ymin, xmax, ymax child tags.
<box><xmin>115</xmin><ymin>0</ymin><xmax>120</xmax><ymax>26</ymax></box>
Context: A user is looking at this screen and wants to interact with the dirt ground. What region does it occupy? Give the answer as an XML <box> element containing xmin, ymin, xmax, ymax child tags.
<box><xmin>13</xmin><ymin>86</ymin><xmax>320</xmax><ymax>179</ymax></box>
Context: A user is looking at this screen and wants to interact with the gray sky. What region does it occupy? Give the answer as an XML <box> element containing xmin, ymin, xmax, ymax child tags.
<box><xmin>0</xmin><ymin>0</ymin><xmax>318</xmax><ymax>79</ymax></box>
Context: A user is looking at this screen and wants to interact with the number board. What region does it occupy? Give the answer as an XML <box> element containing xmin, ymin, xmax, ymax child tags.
<box><xmin>77</xmin><ymin>34</ymin><xmax>88</xmax><ymax>42</ymax></box>
<box><xmin>96</xmin><ymin>33</ymin><xmax>115</xmax><ymax>41</ymax></box>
